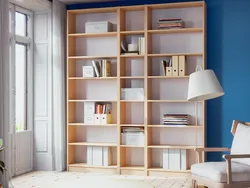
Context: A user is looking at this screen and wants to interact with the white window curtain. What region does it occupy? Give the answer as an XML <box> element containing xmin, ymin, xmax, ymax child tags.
<box><xmin>52</xmin><ymin>0</ymin><xmax>67</xmax><ymax>171</ymax></box>
<box><xmin>0</xmin><ymin>0</ymin><xmax>11</xmax><ymax>186</ymax></box>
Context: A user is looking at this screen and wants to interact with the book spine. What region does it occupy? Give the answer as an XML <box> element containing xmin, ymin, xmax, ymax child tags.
<box><xmin>92</xmin><ymin>61</ymin><xmax>100</xmax><ymax>77</ymax></box>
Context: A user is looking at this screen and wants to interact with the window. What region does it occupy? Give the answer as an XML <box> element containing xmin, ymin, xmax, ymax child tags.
<box><xmin>9</xmin><ymin>5</ymin><xmax>33</xmax><ymax>131</ymax></box>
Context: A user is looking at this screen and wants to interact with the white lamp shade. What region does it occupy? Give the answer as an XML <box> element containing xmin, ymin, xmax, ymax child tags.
<box><xmin>187</xmin><ymin>69</ymin><xmax>224</xmax><ymax>101</ymax></box>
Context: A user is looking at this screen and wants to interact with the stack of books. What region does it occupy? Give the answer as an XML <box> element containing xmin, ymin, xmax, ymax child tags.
<box><xmin>162</xmin><ymin>114</ymin><xmax>190</xmax><ymax>126</ymax></box>
<box><xmin>122</xmin><ymin>127</ymin><xmax>144</xmax><ymax>134</ymax></box>
<box><xmin>92</xmin><ymin>60</ymin><xmax>111</xmax><ymax>77</ymax></box>
<box><xmin>157</xmin><ymin>18</ymin><xmax>185</xmax><ymax>30</ymax></box>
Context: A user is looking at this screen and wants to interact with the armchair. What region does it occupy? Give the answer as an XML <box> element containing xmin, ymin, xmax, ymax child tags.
<box><xmin>191</xmin><ymin>120</ymin><xmax>250</xmax><ymax>188</ymax></box>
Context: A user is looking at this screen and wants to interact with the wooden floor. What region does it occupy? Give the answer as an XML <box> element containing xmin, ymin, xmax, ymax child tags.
<box><xmin>12</xmin><ymin>171</ymin><xmax>192</xmax><ymax>188</ymax></box>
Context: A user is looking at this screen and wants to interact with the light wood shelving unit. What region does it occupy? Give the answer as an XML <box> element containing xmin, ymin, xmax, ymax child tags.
<box><xmin>67</xmin><ymin>1</ymin><xmax>206</xmax><ymax>176</ymax></box>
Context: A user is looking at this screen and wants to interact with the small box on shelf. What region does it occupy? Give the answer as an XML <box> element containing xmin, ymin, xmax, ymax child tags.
<box><xmin>85</xmin><ymin>21</ymin><xmax>113</xmax><ymax>33</ymax></box>
<box><xmin>84</xmin><ymin>102</ymin><xmax>96</xmax><ymax>114</ymax></box>
<box><xmin>84</xmin><ymin>114</ymin><xmax>95</xmax><ymax>124</ymax></box>
<box><xmin>121</xmin><ymin>127</ymin><xmax>144</xmax><ymax>146</ymax></box>
<box><xmin>82</xmin><ymin>66</ymin><xmax>95</xmax><ymax>77</ymax></box>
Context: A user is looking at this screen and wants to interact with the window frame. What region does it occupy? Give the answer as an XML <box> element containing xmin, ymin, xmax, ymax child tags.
<box><xmin>9</xmin><ymin>4</ymin><xmax>33</xmax><ymax>132</ymax></box>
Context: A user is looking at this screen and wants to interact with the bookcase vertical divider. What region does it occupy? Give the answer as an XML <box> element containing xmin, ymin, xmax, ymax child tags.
<box><xmin>144</xmin><ymin>5</ymin><xmax>149</xmax><ymax>176</ymax></box>
<box><xmin>117</xmin><ymin>8</ymin><xmax>121</xmax><ymax>174</ymax></box>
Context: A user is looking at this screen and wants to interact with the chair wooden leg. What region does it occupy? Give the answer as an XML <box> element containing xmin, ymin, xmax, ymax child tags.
<box><xmin>192</xmin><ymin>179</ymin><xmax>198</xmax><ymax>188</ymax></box>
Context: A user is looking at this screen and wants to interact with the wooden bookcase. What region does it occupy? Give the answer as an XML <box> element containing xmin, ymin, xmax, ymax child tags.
<box><xmin>67</xmin><ymin>1</ymin><xmax>206</xmax><ymax>176</ymax></box>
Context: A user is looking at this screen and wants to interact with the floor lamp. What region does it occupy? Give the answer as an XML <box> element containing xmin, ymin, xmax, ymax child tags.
<box><xmin>187</xmin><ymin>67</ymin><xmax>224</xmax><ymax>161</ymax></box>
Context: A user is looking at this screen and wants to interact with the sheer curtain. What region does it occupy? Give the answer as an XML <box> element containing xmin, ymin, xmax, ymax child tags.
<box><xmin>0</xmin><ymin>0</ymin><xmax>10</xmax><ymax>186</ymax></box>
<box><xmin>52</xmin><ymin>0</ymin><xmax>67</xmax><ymax>171</ymax></box>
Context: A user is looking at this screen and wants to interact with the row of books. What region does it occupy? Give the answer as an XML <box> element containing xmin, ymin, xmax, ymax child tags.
<box><xmin>92</xmin><ymin>60</ymin><xmax>111</xmax><ymax>77</ymax></box>
<box><xmin>157</xmin><ymin>18</ymin><xmax>185</xmax><ymax>30</ymax></box>
<box><xmin>95</xmin><ymin>103</ymin><xmax>112</xmax><ymax>114</ymax></box>
<box><xmin>162</xmin><ymin>114</ymin><xmax>190</xmax><ymax>126</ymax></box>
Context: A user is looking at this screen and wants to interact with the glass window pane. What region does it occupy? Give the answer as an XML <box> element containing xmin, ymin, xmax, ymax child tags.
<box><xmin>15</xmin><ymin>44</ymin><xmax>27</xmax><ymax>131</ymax></box>
<box><xmin>15</xmin><ymin>12</ymin><xmax>27</xmax><ymax>36</ymax></box>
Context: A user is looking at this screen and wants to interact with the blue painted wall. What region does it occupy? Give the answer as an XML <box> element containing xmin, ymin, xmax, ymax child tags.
<box><xmin>67</xmin><ymin>0</ymin><xmax>250</xmax><ymax>161</ymax></box>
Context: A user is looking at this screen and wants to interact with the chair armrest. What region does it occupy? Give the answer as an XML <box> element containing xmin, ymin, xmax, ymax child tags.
<box><xmin>194</xmin><ymin>148</ymin><xmax>230</xmax><ymax>163</ymax></box>
<box><xmin>223</xmin><ymin>154</ymin><xmax>250</xmax><ymax>160</ymax></box>
<box><xmin>195</xmin><ymin>147</ymin><xmax>230</xmax><ymax>153</ymax></box>
<box><xmin>222</xmin><ymin>154</ymin><xmax>250</xmax><ymax>185</ymax></box>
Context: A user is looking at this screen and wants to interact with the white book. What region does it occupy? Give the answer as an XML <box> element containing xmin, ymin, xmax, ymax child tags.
<box><xmin>92</xmin><ymin>61</ymin><xmax>100</xmax><ymax>77</ymax></box>
<box><xmin>180</xmin><ymin>149</ymin><xmax>187</xmax><ymax>170</ymax></box>
<box><xmin>169</xmin><ymin>149</ymin><xmax>181</xmax><ymax>170</ymax></box>
<box><xmin>92</xmin><ymin>146</ymin><xmax>103</xmax><ymax>166</ymax></box>
<box><xmin>87</xmin><ymin>146</ymin><xmax>93</xmax><ymax>165</ymax></box>
<box><xmin>103</xmin><ymin>147</ymin><xmax>112</xmax><ymax>166</ymax></box>
<box><xmin>162</xmin><ymin>148</ymin><xmax>169</xmax><ymax>169</ymax></box>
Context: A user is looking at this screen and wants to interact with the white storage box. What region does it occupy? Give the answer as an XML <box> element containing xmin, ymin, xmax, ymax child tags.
<box><xmin>84</xmin><ymin>114</ymin><xmax>95</xmax><ymax>124</ymax></box>
<box><xmin>85</xmin><ymin>21</ymin><xmax>113</xmax><ymax>33</ymax></box>
<box><xmin>100</xmin><ymin>114</ymin><xmax>112</xmax><ymax>124</ymax></box>
<box><xmin>122</xmin><ymin>133</ymin><xmax>144</xmax><ymax>146</ymax></box>
<box><xmin>121</xmin><ymin>88</ymin><xmax>144</xmax><ymax>100</ymax></box>
<box><xmin>94</xmin><ymin>114</ymin><xmax>101</xmax><ymax>124</ymax></box>
<box><xmin>82</xmin><ymin>66</ymin><xmax>94</xmax><ymax>77</ymax></box>
<box><xmin>84</xmin><ymin>102</ymin><xmax>95</xmax><ymax>114</ymax></box>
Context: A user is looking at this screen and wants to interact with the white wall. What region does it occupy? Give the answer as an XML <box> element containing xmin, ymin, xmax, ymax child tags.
<box><xmin>33</xmin><ymin>11</ymin><xmax>53</xmax><ymax>170</ymax></box>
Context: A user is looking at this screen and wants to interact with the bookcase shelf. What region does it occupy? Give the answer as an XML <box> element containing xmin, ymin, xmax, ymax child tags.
<box><xmin>147</xmin><ymin>100</ymin><xmax>190</xmax><ymax>103</ymax></box>
<box><xmin>68</xmin><ymin>55</ymin><xmax>117</xmax><ymax>60</ymax></box>
<box><xmin>147</xmin><ymin>53</ymin><xmax>203</xmax><ymax>57</ymax></box>
<box><xmin>148</xmin><ymin>76</ymin><xmax>189</xmax><ymax>79</ymax></box>
<box><xmin>120</xmin><ymin>145</ymin><xmax>144</xmax><ymax>148</ymax></box>
<box><xmin>68</xmin><ymin>142</ymin><xmax>117</xmax><ymax>147</ymax></box>
<box><xmin>120</xmin><ymin>55</ymin><xmax>144</xmax><ymax>58</ymax></box>
<box><xmin>120</xmin><ymin>166</ymin><xmax>145</xmax><ymax>170</ymax></box>
<box><xmin>148</xmin><ymin>168</ymin><xmax>191</xmax><ymax>173</ymax></box>
<box><xmin>68</xmin><ymin>163</ymin><xmax>117</xmax><ymax>169</ymax></box>
<box><xmin>120</xmin><ymin>76</ymin><xmax>144</xmax><ymax>79</ymax></box>
<box><xmin>148</xmin><ymin>125</ymin><xmax>203</xmax><ymax>128</ymax></box>
<box><xmin>67</xmin><ymin>1</ymin><xmax>206</xmax><ymax>176</ymax></box>
<box><xmin>68</xmin><ymin>77</ymin><xmax>117</xmax><ymax>80</ymax></box>
<box><xmin>120</xmin><ymin>30</ymin><xmax>145</xmax><ymax>35</ymax></box>
<box><xmin>148</xmin><ymin>28</ymin><xmax>203</xmax><ymax>34</ymax></box>
<box><xmin>68</xmin><ymin>123</ymin><xmax>117</xmax><ymax>127</ymax></box>
<box><xmin>148</xmin><ymin>145</ymin><xmax>203</xmax><ymax>149</ymax></box>
<box><xmin>68</xmin><ymin>32</ymin><xmax>117</xmax><ymax>38</ymax></box>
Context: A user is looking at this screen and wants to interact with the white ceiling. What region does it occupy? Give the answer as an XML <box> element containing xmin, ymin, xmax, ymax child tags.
<box><xmin>59</xmin><ymin>0</ymin><xmax>115</xmax><ymax>4</ymax></box>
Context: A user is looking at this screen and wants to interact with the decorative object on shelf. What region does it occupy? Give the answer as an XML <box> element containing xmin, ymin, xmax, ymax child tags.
<box><xmin>82</xmin><ymin>66</ymin><xmax>95</xmax><ymax>77</ymax></box>
<box><xmin>157</xmin><ymin>18</ymin><xmax>185</xmax><ymax>30</ymax></box>
<box><xmin>85</xmin><ymin>21</ymin><xmax>113</xmax><ymax>33</ymax></box>
<box><xmin>120</xmin><ymin>37</ymin><xmax>145</xmax><ymax>55</ymax></box>
<box><xmin>187</xmin><ymin>66</ymin><xmax>224</xmax><ymax>150</ymax></box>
